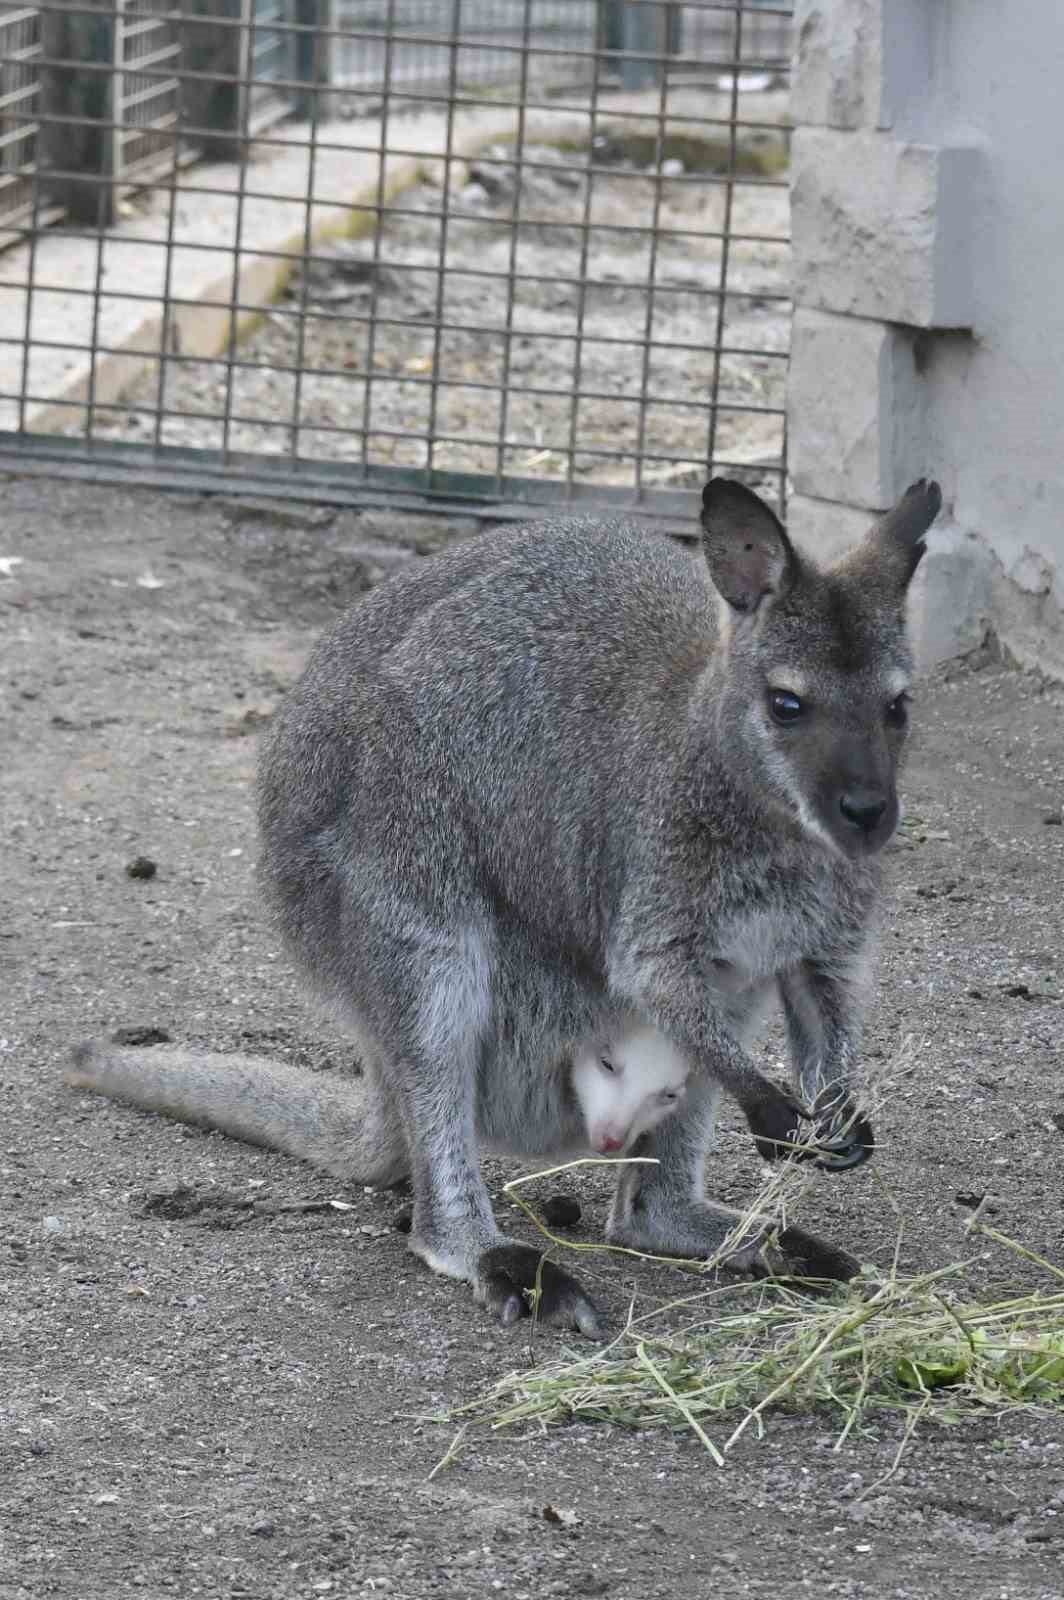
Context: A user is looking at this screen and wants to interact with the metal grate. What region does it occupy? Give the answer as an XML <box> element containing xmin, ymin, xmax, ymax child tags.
<box><xmin>115</xmin><ymin>0</ymin><xmax>183</xmax><ymax>186</ymax></box>
<box><xmin>0</xmin><ymin>1</ymin><xmax>794</xmax><ymax>522</ymax></box>
<box><xmin>0</xmin><ymin>5</ymin><xmax>42</xmax><ymax>229</ymax></box>
<box><xmin>248</xmin><ymin>0</ymin><xmax>295</xmax><ymax>125</ymax></box>
<box><xmin>334</xmin><ymin>1</ymin><xmax>601</xmax><ymax>96</ymax></box>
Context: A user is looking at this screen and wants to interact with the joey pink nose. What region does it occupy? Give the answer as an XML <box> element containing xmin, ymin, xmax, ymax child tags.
<box><xmin>599</xmin><ymin>1136</ymin><xmax>624</xmax><ymax>1154</ymax></box>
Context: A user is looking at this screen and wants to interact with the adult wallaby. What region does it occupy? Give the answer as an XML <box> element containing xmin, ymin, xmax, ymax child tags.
<box><xmin>69</xmin><ymin>476</ymin><xmax>942</xmax><ymax>1337</ymax></box>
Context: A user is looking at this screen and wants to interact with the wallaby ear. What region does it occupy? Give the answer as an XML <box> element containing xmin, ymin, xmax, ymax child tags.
<box><xmin>700</xmin><ymin>478</ymin><xmax>798</xmax><ymax>615</ymax></box>
<box><xmin>867</xmin><ymin>478</ymin><xmax>943</xmax><ymax>584</ymax></box>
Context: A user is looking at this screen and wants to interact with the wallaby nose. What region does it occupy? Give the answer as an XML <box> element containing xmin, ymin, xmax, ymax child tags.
<box><xmin>839</xmin><ymin>790</ymin><xmax>889</xmax><ymax>833</ymax></box>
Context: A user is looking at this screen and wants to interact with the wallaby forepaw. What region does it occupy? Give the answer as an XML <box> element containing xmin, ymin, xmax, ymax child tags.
<box><xmin>747</xmin><ymin>1088</ymin><xmax>874</xmax><ymax>1171</ymax></box>
<box><xmin>743</xmin><ymin>1087</ymin><xmax>808</xmax><ymax>1163</ymax></box>
<box><xmin>476</xmin><ymin>1243</ymin><xmax>603</xmax><ymax>1339</ymax></box>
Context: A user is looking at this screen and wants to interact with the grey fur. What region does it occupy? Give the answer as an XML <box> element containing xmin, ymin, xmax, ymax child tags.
<box><xmin>68</xmin><ymin>477</ymin><xmax>942</xmax><ymax>1336</ymax></box>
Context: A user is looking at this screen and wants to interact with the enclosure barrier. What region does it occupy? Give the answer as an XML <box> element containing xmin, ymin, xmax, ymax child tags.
<box><xmin>0</xmin><ymin>1</ymin><xmax>793</xmax><ymax>521</ymax></box>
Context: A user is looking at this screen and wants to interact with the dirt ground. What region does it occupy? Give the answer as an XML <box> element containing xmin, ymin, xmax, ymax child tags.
<box><xmin>2</xmin><ymin>475</ymin><xmax>1064</xmax><ymax>1600</ymax></box>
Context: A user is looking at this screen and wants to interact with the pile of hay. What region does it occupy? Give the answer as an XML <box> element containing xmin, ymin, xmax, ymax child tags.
<box><xmin>438</xmin><ymin>1154</ymin><xmax>1064</xmax><ymax>1481</ymax></box>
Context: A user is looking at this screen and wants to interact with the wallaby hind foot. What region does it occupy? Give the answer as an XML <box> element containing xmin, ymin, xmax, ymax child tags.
<box><xmin>476</xmin><ymin>1244</ymin><xmax>603</xmax><ymax>1337</ymax></box>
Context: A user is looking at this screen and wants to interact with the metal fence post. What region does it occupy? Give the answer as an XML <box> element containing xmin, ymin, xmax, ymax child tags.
<box><xmin>597</xmin><ymin>1</ymin><xmax>623</xmax><ymax>56</ymax></box>
<box><xmin>618</xmin><ymin>1</ymin><xmax>671</xmax><ymax>90</ymax></box>
<box><xmin>182</xmin><ymin>0</ymin><xmax>250</xmax><ymax>164</ymax></box>
<box><xmin>293</xmin><ymin>0</ymin><xmax>335</xmax><ymax>122</ymax></box>
<box><xmin>40</xmin><ymin>0</ymin><xmax>117</xmax><ymax>225</ymax></box>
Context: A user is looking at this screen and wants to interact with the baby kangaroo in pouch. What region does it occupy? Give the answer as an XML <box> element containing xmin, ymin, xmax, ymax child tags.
<box><xmin>70</xmin><ymin>475</ymin><xmax>942</xmax><ymax>1337</ymax></box>
<box><xmin>570</xmin><ymin>1024</ymin><xmax>689</xmax><ymax>1157</ymax></box>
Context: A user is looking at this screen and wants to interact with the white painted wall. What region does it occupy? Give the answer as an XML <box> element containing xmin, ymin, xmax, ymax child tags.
<box><xmin>788</xmin><ymin>0</ymin><xmax>1064</xmax><ymax>676</ymax></box>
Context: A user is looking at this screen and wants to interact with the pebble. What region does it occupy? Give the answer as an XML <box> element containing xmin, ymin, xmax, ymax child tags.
<box><xmin>542</xmin><ymin>1193</ymin><xmax>582</xmax><ymax>1228</ymax></box>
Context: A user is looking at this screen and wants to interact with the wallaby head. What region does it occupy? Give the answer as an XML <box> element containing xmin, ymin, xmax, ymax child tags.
<box><xmin>700</xmin><ymin>477</ymin><xmax>943</xmax><ymax>858</ymax></box>
<box><xmin>570</xmin><ymin>1025</ymin><xmax>689</xmax><ymax>1156</ymax></box>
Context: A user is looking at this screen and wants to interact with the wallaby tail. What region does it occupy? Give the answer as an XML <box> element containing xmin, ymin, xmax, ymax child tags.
<box><xmin>66</xmin><ymin>1039</ymin><xmax>410</xmax><ymax>1185</ymax></box>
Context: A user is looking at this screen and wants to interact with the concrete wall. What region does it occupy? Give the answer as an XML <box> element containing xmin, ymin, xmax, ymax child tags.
<box><xmin>787</xmin><ymin>0</ymin><xmax>1064</xmax><ymax>676</ymax></box>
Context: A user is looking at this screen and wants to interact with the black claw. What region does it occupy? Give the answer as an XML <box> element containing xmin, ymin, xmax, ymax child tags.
<box><xmin>477</xmin><ymin>1243</ymin><xmax>603</xmax><ymax>1338</ymax></box>
<box><xmin>811</xmin><ymin>1095</ymin><xmax>875</xmax><ymax>1172</ymax></box>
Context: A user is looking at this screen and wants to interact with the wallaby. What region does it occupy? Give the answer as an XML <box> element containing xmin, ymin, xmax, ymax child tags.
<box><xmin>69</xmin><ymin>476</ymin><xmax>942</xmax><ymax>1337</ymax></box>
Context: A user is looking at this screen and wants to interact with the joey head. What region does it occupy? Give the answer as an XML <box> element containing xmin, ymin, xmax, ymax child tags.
<box><xmin>570</xmin><ymin>1023</ymin><xmax>689</xmax><ymax>1156</ymax></box>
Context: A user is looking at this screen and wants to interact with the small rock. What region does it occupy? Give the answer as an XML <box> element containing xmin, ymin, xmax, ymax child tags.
<box><xmin>542</xmin><ymin>1194</ymin><xmax>582</xmax><ymax>1228</ymax></box>
<box><xmin>953</xmin><ymin>1190</ymin><xmax>987</xmax><ymax>1211</ymax></box>
<box><xmin>1050</xmin><ymin>1112</ymin><xmax>1064</xmax><ymax>1134</ymax></box>
<box><xmin>112</xmin><ymin>1025</ymin><xmax>171</xmax><ymax>1047</ymax></box>
<box><xmin>125</xmin><ymin>856</ymin><xmax>157</xmax><ymax>881</ymax></box>
<box><xmin>249</xmin><ymin>1521</ymin><xmax>277</xmax><ymax>1537</ymax></box>
<box><xmin>218</xmin><ymin>496</ymin><xmax>335</xmax><ymax>531</ymax></box>
<box><xmin>590</xmin><ymin>133</ymin><xmax>627</xmax><ymax>166</ymax></box>
<box><xmin>224</xmin><ymin>703</ymin><xmax>275</xmax><ymax>738</ymax></box>
<box><xmin>136</xmin><ymin>1184</ymin><xmax>206</xmax><ymax>1222</ymax></box>
<box><xmin>394</xmin><ymin>1205</ymin><xmax>413</xmax><ymax>1235</ymax></box>
<box><xmin>466</xmin><ymin>162</ymin><xmax>516</xmax><ymax>202</ymax></box>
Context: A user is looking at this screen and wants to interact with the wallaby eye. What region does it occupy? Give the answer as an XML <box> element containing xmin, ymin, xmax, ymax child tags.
<box><xmin>768</xmin><ymin>689</ymin><xmax>804</xmax><ymax>725</ymax></box>
<box><xmin>886</xmin><ymin>692</ymin><xmax>910</xmax><ymax>729</ymax></box>
<box><xmin>599</xmin><ymin>1056</ymin><xmax>617</xmax><ymax>1075</ymax></box>
<box><xmin>659</xmin><ymin>1090</ymin><xmax>680</xmax><ymax>1105</ymax></box>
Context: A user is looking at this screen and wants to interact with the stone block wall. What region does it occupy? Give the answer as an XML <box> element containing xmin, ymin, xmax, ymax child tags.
<box><xmin>787</xmin><ymin>0</ymin><xmax>1064</xmax><ymax>676</ymax></box>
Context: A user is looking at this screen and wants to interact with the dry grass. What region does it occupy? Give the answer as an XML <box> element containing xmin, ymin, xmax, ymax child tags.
<box><xmin>434</xmin><ymin>1057</ymin><xmax>1064</xmax><ymax>1481</ymax></box>
<box><xmin>428</xmin><ymin>1049</ymin><xmax>1062</xmax><ymax>1484</ymax></box>
<box><xmin>442</xmin><ymin>1193</ymin><xmax>1064</xmax><ymax>1484</ymax></box>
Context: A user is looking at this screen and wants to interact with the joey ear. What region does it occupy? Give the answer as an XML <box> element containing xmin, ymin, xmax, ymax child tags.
<box><xmin>869</xmin><ymin>478</ymin><xmax>943</xmax><ymax>584</ymax></box>
<box><xmin>700</xmin><ymin>478</ymin><xmax>798</xmax><ymax>615</ymax></box>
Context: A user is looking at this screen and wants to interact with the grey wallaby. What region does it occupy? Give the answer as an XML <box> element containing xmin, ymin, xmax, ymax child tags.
<box><xmin>69</xmin><ymin>475</ymin><xmax>942</xmax><ymax>1337</ymax></box>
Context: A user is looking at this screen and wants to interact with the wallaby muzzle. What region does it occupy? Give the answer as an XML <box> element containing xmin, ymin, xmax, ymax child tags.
<box><xmin>839</xmin><ymin>785</ymin><xmax>893</xmax><ymax>843</ymax></box>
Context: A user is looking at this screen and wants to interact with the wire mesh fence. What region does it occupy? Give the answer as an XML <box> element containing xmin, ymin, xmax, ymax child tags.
<box><xmin>0</xmin><ymin>0</ymin><xmax>794</xmax><ymax>521</ymax></box>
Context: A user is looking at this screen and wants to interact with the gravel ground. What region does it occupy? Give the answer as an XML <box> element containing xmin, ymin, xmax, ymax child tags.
<box><xmin>89</xmin><ymin>136</ymin><xmax>789</xmax><ymax>498</ymax></box>
<box><xmin>2</xmin><ymin>475</ymin><xmax>1064</xmax><ymax>1599</ymax></box>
